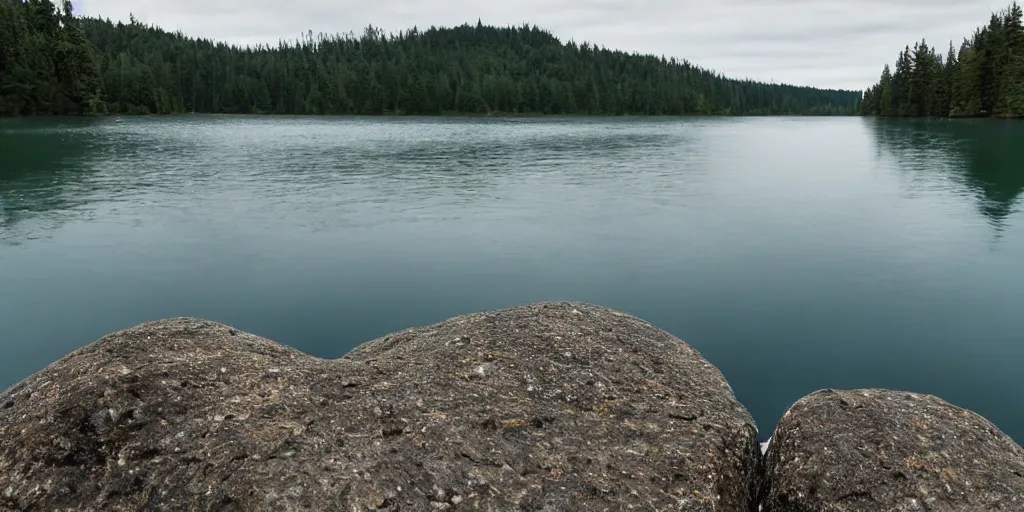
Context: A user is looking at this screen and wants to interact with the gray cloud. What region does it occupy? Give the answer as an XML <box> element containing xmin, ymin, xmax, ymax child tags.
<box><xmin>74</xmin><ymin>0</ymin><xmax>1011</xmax><ymax>90</ymax></box>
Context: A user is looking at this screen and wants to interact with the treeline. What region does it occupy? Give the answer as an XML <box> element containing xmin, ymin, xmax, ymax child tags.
<box><xmin>861</xmin><ymin>2</ymin><xmax>1024</xmax><ymax>117</ymax></box>
<box><xmin>1</xmin><ymin>0</ymin><xmax>862</xmax><ymax>117</ymax></box>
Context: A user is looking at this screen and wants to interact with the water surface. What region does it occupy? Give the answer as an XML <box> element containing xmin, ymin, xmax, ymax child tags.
<box><xmin>2</xmin><ymin>116</ymin><xmax>1022</xmax><ymax>441</ymax></box>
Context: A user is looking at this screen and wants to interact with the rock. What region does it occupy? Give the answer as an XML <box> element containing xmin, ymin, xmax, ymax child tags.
<box><xmin>0</xmin><ymin>302</ymin><xmax>760</xmax><ymax>511</ymax></box>
<box><xmin>762</xmin><ymin>389</ymin><xmax>1024</xmax><ymax>512</ymax></box>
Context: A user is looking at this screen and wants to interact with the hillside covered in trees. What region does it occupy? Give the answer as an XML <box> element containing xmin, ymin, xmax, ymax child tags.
<box><xmin>861</xmin><ymin>2</ymin><xmax>1024</xmax><ymax>117</ymax></box>
<box><xmin>1</xmin><ymin>0</ymin><xmax>861</xmax><ymax>116</ymax></box>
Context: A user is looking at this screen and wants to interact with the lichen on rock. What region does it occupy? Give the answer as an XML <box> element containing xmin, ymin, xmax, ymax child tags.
<box><xmin>0</xmin><ymin>302</ymin><xmax>761</xmax><ymax>511</ymax></box>
<box><xmin>762</xmin><ymin>388</ymin><xmax>1024</xmax><ymax>512</ymax></box>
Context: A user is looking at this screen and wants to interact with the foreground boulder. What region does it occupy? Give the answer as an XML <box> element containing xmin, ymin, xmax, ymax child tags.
<box><xmin>762</xmin><ymin>389</ymin><xmax>1024</xmax><ymax>511</ymax></box>
<box><xmin>0</xmin><ymin>302</ymin><xmax>760</xmax><ymax>511</ymax></box>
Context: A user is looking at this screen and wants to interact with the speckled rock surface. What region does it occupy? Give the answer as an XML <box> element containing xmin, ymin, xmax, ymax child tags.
<box><xmin>0</xmin><ymin>302</ymin><xmax>760</xmax><ymax>511</ymax></box>
<box><xmin>762</xmin><ymin>389</ymin><xmax>1024</xmax><ymax>512</ymax></box>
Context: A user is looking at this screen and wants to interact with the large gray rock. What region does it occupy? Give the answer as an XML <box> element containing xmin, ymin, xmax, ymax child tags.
<box><xmin>762</xmin><ymin>389</ymin><xmax>1024</xmax><ymax>512</ymax></box>
<box><xmin>0</xmin><ymin>302</ymin><xmax>760</xmax><ymax>511</ymax></box>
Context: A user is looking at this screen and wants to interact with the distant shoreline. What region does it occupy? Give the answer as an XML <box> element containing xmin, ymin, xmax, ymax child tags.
<box><xmin>2</xmin><ymin>112</ymin><xmax>862</xmax><ymax>120</ymax></box>
<box><xmin>7</xmin><ymin>112</ymin><xmax>1022</xmax><ymax>120</ymax></box>
<box><xmin>7</xmin><ymin>112</ymin><xmax>1022</xmax><ymax>123</ymax></box>
<box><xmin>867</xmin><ymin>114</ymin><xmax>1023</xmax><ymax>120</ymax></box>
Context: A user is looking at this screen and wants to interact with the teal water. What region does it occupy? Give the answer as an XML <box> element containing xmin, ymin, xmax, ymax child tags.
<box><xmin>1</xmin><ymin>116</ymin><xmax>1022</xmax><ymax>441</ymax></box>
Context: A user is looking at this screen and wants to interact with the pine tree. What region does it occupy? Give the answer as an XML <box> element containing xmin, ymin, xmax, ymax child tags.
<box><xmin>55</xmin><ymin>0</ymin><xmax>103</xmax><ymax>113</ymax></box>
<box><xmin>880</xmin><ymin>64</ymin><xmax>895</xmax><ymax>116</ymax></box>
<box><xmin>864</xmin><ymin>2</ymin><xmax>1024</xmax><ymax>118</ymax></box>
<box><xmin>909</xmin><ymin>40</ymin><xmax>937</xmax><ymax>116</ymax></box>
<box><xmin>1002</xmin><ymin>2</ymin><xmax>1024</xmax><ymax>114</ymax></box>
<box><xmin>0</xmin><ymin>0</ymin><xmax>102</xmax><ymax>114</ymax></box>
<box><xmin>0</xmin><ymin>0</ymin><xmax>33</xmax><ymax>114</ymax></box>
<box><xmin>1</xmin><ymin>5</ymin><xmax>865</xmax><ymax>117</ymax></box>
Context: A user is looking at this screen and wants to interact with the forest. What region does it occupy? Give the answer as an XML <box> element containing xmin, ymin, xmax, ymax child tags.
<box><xmin>861</xmin><ymin>2</ymin><xmax>1024</xmax><ymax>117</ymax></box>
<box><xmin>0</xmin><ymin>0</ymin><xmax>861</xmax><ymax>116</ymax></box>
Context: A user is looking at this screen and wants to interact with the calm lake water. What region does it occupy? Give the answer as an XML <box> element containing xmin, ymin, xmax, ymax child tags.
<box><xmin>1</xmin><ymin>116</ymin><xmax>1022</xmax><ymax>442</ymax></box>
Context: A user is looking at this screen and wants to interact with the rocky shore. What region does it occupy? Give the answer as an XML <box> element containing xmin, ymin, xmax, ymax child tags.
<box><xmin>2</xmin><ymin>303</ymin><xmax>1022</xmax><ymax>511</ymax></box>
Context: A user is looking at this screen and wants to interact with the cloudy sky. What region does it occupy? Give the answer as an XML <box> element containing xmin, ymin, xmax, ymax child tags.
<box><xmin>73</xmin><ymin>0</ymin><xmax>1010</xmax><ymax>91</ymax></box>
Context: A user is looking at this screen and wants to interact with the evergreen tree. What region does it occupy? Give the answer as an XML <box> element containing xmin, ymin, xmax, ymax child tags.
<box><xmin>879</xmin><ymin>64</ymin><xmax>894</xmax><ymax>116</ymax></box>
<box><xmin>909</xmin><ymin>40</ymin><xmax>936</xmax><ymax>116</ymax></box>
<box><xmin>863</xmin><ymin>2</ymin><xmax>1024</xmax><ymax>118</ymax></box>
<box><xmin>1002</xmin><ymin>2</ymin><xmax>1024</xmax><ymax>114</ymax></box>
<box><xmin>55</xmin><ymin>0</ymin><xmax>103</xmax><ymax>113</ymax></box>
<box><xmin>0</xmin><ymin>0</ymin><xmax>101</xmax><ymax>114</ymax></box>
<box><xmin>1</xmin><ymin>3</ymin><xmax>866</xmax><ymax>116</ymax></box>
<box><xmin>938</xmin><ymin>42</ymin><xmax>959</xmax><ymax>117</ymax></box>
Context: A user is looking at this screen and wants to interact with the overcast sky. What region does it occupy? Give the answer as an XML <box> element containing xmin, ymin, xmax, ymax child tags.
<box><xmin>73</xmin><ymin>0</ymin><xmax>1010</xmax><ymax>91</ymax></box>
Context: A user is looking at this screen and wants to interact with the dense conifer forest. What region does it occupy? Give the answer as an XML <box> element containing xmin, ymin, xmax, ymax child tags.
<box><xmin>861</xmin><ymin>2</ymin><xmax>1024</xmax><ymax>117</ymax></box>
<box><xmin>1</xmin><ymin>0</ymin><xmax>861</xmax><ymax>116</ymax></box>
<box><xmin>0</xmin><ymin>0</ymin><xmax>102</xmax><ymax>115</ymax></box>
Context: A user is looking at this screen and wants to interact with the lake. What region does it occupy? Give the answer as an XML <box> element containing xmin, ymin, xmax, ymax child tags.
<box><xmin>1</xmin><ymin>116</ymin><xmax>1022</xmax><ymax>442</ymax></box>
